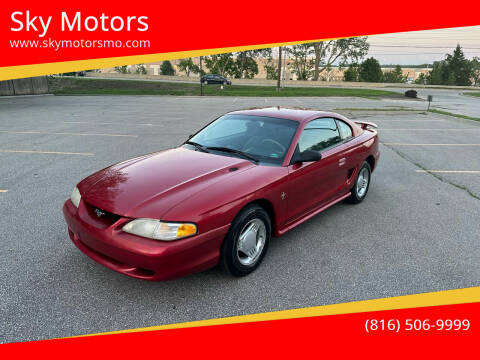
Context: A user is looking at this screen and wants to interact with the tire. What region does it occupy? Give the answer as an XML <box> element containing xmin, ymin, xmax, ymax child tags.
<box><xmin>347</xmin><ymin>161</ymin><xmax>371</xmax><ymax>204</ymax></box>
<box><xmin>220</xmin><ymin>204</ymin><xmax>271</xmax><ymax>277</ymax></box>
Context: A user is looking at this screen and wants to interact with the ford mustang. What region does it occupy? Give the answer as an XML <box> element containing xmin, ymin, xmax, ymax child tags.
<box><xmin>63</xmin><ymin>107</ymin><xmax>379</xmax><ymax>280</ymax></box>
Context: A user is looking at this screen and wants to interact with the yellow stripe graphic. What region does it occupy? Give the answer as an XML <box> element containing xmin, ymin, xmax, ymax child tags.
<box><xmin>1</xmin><ymin>37</ymin><xmax>345</xmax><ymax>81</ymax></box>
<box><xmin>70</xmin><ymin>286</ymin><xmax>480</xmax><ymax>338</ymax></box>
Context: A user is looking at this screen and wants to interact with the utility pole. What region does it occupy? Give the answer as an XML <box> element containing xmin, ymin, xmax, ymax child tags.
<box><xmin>200</xmin><ymin>56</ymin><xmax>203</xmax><ymax>96</ymax></box>
<box><xmin>276</xmin><ymin>47</ymin><xmax>282</xmax><ymax>92</ymax></box>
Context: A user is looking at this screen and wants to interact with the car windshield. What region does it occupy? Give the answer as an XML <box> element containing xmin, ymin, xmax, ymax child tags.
<box><xmin>187</xmin><ymin>114</ymin><xmax>299</xmax><ymax>165</ymax></box>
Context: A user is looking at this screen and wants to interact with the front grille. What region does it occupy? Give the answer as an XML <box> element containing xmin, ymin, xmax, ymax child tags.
<box><xmin>82</xmin><ymin>201</ymin><xmax>121</xmax><ymax>228</ymax></box>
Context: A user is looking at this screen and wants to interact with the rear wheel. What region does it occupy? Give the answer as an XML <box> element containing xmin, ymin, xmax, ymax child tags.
<box><xmin>220</xmin><ymin>204</ymin><xmax>271</xmax><ymax>276</ymax></box>
<box><xmin>347</xmin><ymin>161</ymin><xmax>371</xmax><ymax>204</ymax></box>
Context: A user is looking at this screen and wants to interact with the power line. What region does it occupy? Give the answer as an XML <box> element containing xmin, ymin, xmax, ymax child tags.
<box><xmin>370</xmin><ymin>45</ymin><xmax>480</xmax><ymax>49</ymax></box>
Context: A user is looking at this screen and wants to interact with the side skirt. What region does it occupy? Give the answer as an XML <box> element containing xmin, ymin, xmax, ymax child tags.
<box><xmin>276</xmin><ymin>192</ymin><xmax>351</xmax><ymax>236</ymax></box>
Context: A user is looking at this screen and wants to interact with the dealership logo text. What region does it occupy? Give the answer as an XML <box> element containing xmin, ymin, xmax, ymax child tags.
<box><xmin>10</xmin><ymin>11</ymin><xmax>149</xmax><ymax>38</ymax></box>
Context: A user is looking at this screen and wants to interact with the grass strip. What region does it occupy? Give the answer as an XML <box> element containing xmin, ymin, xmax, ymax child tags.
<box><xmin>462</xmin><ymin>92</ymin><xmax>480</xmax><ymax>98</ymax></box>
<box><xmin>48</xmin><ymin>77</ymin><xmax>402</xmax><ymax>98</ymax></box>
<box><xmin>428</xmin><ymin>108</ymin><xmax>480</xmax><ymax>122</ymax></box>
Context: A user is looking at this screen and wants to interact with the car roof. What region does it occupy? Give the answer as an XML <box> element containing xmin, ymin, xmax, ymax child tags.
<box><xmin>227</xmin><ymin>107</ymin><xmax>347</xmax><ymax>124</ymax></box>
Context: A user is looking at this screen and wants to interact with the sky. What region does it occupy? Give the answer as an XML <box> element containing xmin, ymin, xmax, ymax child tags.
<box><xmin>367</xmin><ymin>26</ymin><xmax>480</xmax><ymax>65</ymax></box>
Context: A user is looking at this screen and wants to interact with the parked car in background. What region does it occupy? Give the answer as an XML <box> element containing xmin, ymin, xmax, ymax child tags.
<box><xmin>58</xmin><ymin>71</ymin><xmax>86</xmax><ymax>77</ymax></box>
<box><xmin>63</xmin><ymin>108</ymin><xmax>379</xmax><ymax>281</ymax></box>
<box><xmin>201</xmin><ymin>74</ymin><xmax>232</xmax><ymax>85</ymax></box>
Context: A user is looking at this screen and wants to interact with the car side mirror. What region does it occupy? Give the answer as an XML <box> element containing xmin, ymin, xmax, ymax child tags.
<box><xmin>294</xmin><ymin>150</ymin><xmax>322</xmax><ymax>163</ymax></box>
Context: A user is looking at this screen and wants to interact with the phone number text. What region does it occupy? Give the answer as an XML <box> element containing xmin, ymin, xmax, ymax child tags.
<box><xmin>364</xmin><ymin>319</ymin><xmax>470</xmax><ymax>333</ymax></box>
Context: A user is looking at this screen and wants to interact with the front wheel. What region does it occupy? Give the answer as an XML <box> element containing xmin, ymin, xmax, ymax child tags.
<box><xmin>347</xmin><ymin>161</ymin><xmax>371</xmax><ymax>204</ymax></box>
<box><xmin>220</xmin><ymin>205</ymin><xmax>271</xmax><ymax>277</ymax></box>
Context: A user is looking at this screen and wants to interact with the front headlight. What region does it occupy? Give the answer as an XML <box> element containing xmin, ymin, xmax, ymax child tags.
<box><xmin>122</xmin><ymin>219</ymin><xmax>197</xmax><ymax>241</ymax></box>
<box><xmin>71</xmin><ymin>187</ymin><xmax>81</xmax><ymax>208</ymax></box>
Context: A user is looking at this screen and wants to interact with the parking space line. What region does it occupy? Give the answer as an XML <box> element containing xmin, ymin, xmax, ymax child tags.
<box><xmin>64</xmin><ymin>121</ymin><xmax>164</xmax><ymax>127</ymax></box>
<box><xmin>416</xmin><ymin>170</ymin><xmax>480</xmax><ymax>174</ymax></box>
<box><xmin>383</xmin><ymin>143</ymin><xmax>480</xmax><ymax>146</ymax></box>
<box><xmin>0</xmin><ymin>130</ymin><xmax>137</xmax><ymax>137</ymax></box>
<box><xmin>0</xmin><ymin>150</ymin><xmax>93</xmax><ymax>156</ymax></box>
<box><xmin>374</xmin><ymin>119</ymin><xmax>446</xmax><ymax>122</ymax></box>
<box><xmin>0</xmin><ymin>190</ymin><xmax>7</xmax><ymax>193</ymax></box>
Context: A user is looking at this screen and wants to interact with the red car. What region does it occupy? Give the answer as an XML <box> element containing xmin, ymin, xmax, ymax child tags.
<box><xmin>63</xmin><ymin>107</ymin><xmax>379</xmax><ymax>280</ymax></box>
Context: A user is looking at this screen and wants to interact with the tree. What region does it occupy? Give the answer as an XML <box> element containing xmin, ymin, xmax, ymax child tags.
<box><xmin>160</xmin><ymin>61</ymin><xmax>175</xmax><ymax>75</ymax></box>
<box><xmin>310</xmin><ymin>37</ymin><xmax>369</xmax><ymax>81</ymax></box>
<box><xmin>135</xmin><ymin>64</ymin><xmax>147</xmax><ymax>75</ymax></box>
<box><xmin>358</xmin><ymin>57</ymin><xmax>382</xmax><ymax>82</ymax></box>
<box><xmin>177</xmin><ymin>58</ymin><xmax>194</xmax><ymax>77</ymax></box>
<box><xmin>241</xmin><ymin>50</ymin><xmax>270</xmax><ymax>78</ymax></box>
<box><xmin>446</xmin><ymin>72</ymin><xmax>456</xmax><ymax>85</ymax></box>
<box><xmin>286</xmin><ymin>44</ymin><xmax>314</xmax><ymax>80</ymax></box>
<box><xmin>383</xmin><ymin>65</ymin><xmax>406</xmax><ymax>83</ymax></box>
<box><xmin>428</xmin><ymin>61</ymin><xmax>444</xmax><ymax>85</ymax></box>
<box><xmin>204</xmin><ymin>53</ymin><xmax>237</xmax><ymax>77</ymax></box>
<box><xmin>177</xmin><ymin>58</ymin><xmax>202</xmax><ymax>77</ymax></box>
<box><xmin>444</xmin><ymin>45</ymin><xmax>473</xmax><ymax>86</ymax></box>
<box><xmin>471</xmin><ymin>57</ymin><xmax>480</xmax><ymax>86</ymax></box>
<box><xmin>426</xmin><ymin>45</ymin><xmax>474</xmax><ymax>86</ymax></box>
<box><xmin>320</xmin><ymin>65</ymin><xmax>335</xmax><ymax>81</ymax></box>
<box><xmin>114</xmin><ymin>65</ymin><xmax>129</xmax><ymax>74</ymax></box>
<box><xmin>263</xmin><ymin>48</ymin><xmax>278</xmax><ymax>80</ymax></box>
<box><xmin>234</xmin><ymin>51</ymin><xmax>259</xmax><ymax>79</ymax></box>
<box><xmin>415</xmin><ymin>73</ymin><xmax>426</xmax><ymax>85</ymax></box>
<box><xmin>343</xmin><ymin>64</ymin><xmax>359</xmax><ymax>82</ymax></box>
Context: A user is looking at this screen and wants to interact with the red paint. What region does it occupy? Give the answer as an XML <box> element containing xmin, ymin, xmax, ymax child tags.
<box><xmin>63</xmin><ymin>108</ymin><xmax>379</xmax><ymax>280</ymax></box>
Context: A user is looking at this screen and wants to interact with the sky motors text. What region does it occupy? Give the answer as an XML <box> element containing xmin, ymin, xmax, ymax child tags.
<box><xmin>10</xmin><ymin>11</ymin><xmax>149</xmax><ymax>38</ymax></box>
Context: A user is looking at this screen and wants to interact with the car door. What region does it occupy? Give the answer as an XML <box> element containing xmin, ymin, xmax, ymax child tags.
<box><xmin>286</xmin><ymin>118</ymin><xmax>345</xmax><ymax>224</ymax></box>
<box><xmin>333</xmin><ymin>118</ymin><xmax>359</xmax><ymax>195</ymax></box>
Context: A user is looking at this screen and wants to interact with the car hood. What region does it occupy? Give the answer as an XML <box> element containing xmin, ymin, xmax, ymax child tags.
<box><xmin>79</xmin><ymin>147</ymin><xmax>254</xmax><ymax>218</ymax></box>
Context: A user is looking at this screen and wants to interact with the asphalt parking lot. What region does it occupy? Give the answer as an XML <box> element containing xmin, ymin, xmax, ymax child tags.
<box><xmin>1</xmin><ymin>94</ymin><xmax>479</xmax><ymax>342</ymax></box>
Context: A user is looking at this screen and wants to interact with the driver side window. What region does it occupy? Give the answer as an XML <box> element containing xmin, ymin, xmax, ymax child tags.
<box><xmin>297</xmin><ymin>118</ymin><xmax>342</xmax><ymax>153</ymax></box>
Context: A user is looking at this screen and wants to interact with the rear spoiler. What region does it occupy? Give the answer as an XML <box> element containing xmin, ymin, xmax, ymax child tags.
<box><xmin>354</xmin><ymin>121</ymin><xmax>378</xmax><ymax>130</ymax></box>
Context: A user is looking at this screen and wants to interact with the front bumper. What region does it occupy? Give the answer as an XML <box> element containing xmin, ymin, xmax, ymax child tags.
<box><xmin>62</xmin><ymin>199</ymin><xmax>229</xmax><ymax>281</ymax></box>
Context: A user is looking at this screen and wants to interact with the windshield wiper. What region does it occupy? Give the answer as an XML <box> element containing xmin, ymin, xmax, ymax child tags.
<box><xmin>206</xmin><ymin>146</ymin><xmax>259</xmax><ymax>164</ymax></box>
<box><xmin>185</xmin><ymin>141</ymin><xmax>208</xmax><ymax>153</ymax></box>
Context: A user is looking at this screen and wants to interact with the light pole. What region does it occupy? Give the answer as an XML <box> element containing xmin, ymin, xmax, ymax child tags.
<box><xmin>276</xmin><ymin>47</ymin><xmax>282</xmax><ymax>92</ymax></box>
<box><xmin>200</xmin><ymin>56</ymin><xmax>203</xmax><ymax>96</ymax></box>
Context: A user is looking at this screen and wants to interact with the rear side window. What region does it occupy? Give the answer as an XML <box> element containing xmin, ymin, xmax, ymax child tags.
<box><xmin>336</xmin><ymin>119</ymin><xmax>353</xmax><ymax>139</ymax></box>
<box><xmin>298</xmin><ymin>118</ymin><xmax>341</xmax><ymax>152</ymax></box>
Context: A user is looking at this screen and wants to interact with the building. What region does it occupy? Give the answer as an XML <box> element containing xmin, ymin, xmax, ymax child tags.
<box><xmin>99</xmin><ymin>57</ymin><xmax>432</xmax><ymax>83</ymax></box>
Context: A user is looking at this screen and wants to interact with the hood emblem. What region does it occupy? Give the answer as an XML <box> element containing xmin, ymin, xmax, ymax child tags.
<box><xmin>94</xmin><ymin>208</ymin><xmax>106</xmax><ymax>218</ymax></box>
<box><xmin>281</xmin><ymin>192</ymin><xmax>286</xmax><ymax>200</ymax></box>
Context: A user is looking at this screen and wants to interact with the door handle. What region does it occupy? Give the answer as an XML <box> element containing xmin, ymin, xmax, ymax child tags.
<box><xmin>338</xmin><ymin>158</ymin><xmax>346</xmax><ymax>166</ymax></box>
